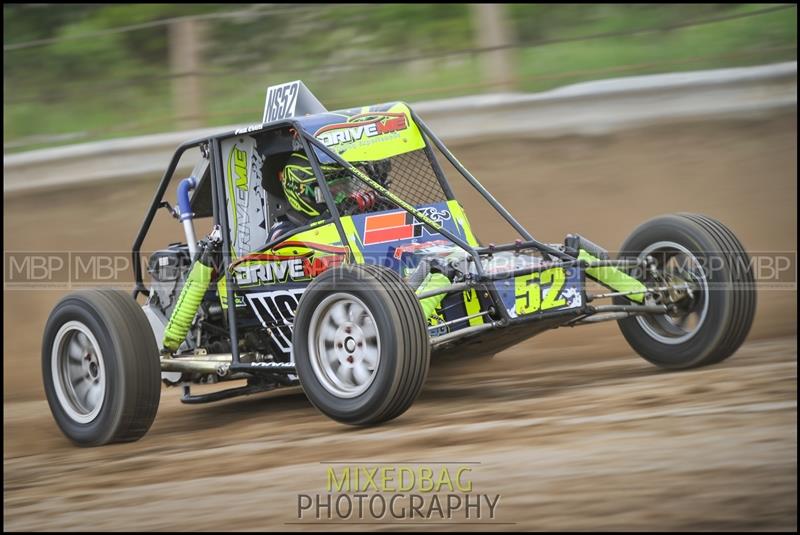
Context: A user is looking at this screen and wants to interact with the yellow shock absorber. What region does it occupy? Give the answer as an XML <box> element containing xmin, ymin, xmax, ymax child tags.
<box><xmin>416</xmin><ymin>272</ymin><xmax>452</xmax><ymax>320</ymax></box>
<box><xmin>162</xmin><ymin>260</ymin><xmax>214</xmax><ymax>351</ymax></box>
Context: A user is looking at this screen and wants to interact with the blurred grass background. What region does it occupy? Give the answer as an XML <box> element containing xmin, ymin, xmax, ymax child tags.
<box><xmin>3</xmin><ymin>3</ymin><xmax>796</xmax><ymax>152</ymax></box>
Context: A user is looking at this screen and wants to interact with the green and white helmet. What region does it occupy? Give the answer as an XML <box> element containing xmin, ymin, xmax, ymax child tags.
<box><xmin>279</xmin><ymin>152</ymin><xmax>343</xmax><ymax>218</ymax></box>
<box><xmin>279</xmin><ymin>152</ymin><xmax>391</xmax><ymax>218</ymax></box>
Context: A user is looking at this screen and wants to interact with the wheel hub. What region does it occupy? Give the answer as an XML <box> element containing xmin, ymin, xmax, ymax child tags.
<box><xmin>51</xmin><ymin>321</ymin><xmax>106</xmax><ymax>423</ymax></box>
<box><xmin>334</xmin><ymin>322</ymin><xmax>366</xmax><ymax>368</ymax></box>
<box><xmin>636</xmin><ymin>241</ymin><xmax>709</xmax><ymax>345</ymax></box>
<box><xmin>307</xmin><ymin>294</ymin><xmax>381</xmax><ymax>398</ymax></box>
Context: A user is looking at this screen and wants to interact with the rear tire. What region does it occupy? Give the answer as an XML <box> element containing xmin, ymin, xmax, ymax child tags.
<box><xmin>42</xmin><ymin>289</ymin><xmax>161</xmax><ymax>446</ymax></box>
<box><xmin>293</xmin><ymin>264</ymin><xmax>430</xmax><ymax>425</ymax></box>
<box><xmin>615</xmin><ymin>213</ymin><xmax>756</xmax><ymax>369</ymax></box>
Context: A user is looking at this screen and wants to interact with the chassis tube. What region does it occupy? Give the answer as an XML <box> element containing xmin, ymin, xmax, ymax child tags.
<box><xmin>301</xmin><ymin>131</ymin><xmax>515</xmax><ymax>323</ymax></box>
<box><xmin>132</xmin><ymin>139</ymin><xmax>204</xmax><ymax>298</ymax></box>
<box><xmin>411</xmin><ymin>110</ymin><xmax>574</xmax><ymax>263</ymax></box>
<box><xmin>431</xmin><ymin>321</ymin><xmax>499</xmax><ymax>348</ymax></box>
<box><xmin>419</xmin><ymin>129</ymin><xmax>456</xmax><ymax>200</ymax></box>
<box><xmin>296</xmin><ymin>132</ymin><xmax>349</xmax><ymax>257</ymax></box>
<box><xmin>301</xmin><ymin>133</ymin><xmax>479</xmax><ymax>261</ymax></box>
<box><xmin>416</xmin><ymin>280</ymin><xmax>474</xmax><ymax>300</ymax></box>
<box><xmin>485</xmin><ymin>257</ymin><xmax>644</xmax><ymax>283</ymax></box>
<box><xmin>591</xmin><ymin>304</ymin><xmax>668</xmax><ymax>314</ymax></box>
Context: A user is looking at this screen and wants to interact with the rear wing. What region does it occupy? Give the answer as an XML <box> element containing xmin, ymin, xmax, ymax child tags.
<box><xmin>263</xmin><ymin>81</ymin><xmax>425</xmax><ymax>164</ymax></box>
<box><xmin>262</xmin><ymin>80</ymin><xmax>326</xmax><ymax>122</ymax></box>
<box><xmin>296</xmin><ymin>102</ymin><xmax>425</xmax><ymax>164</ymax></box>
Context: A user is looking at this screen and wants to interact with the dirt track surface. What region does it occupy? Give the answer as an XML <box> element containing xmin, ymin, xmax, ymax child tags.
<box><xmin>4</xmin><ymin>337</ymin><xmax>797</xmax><ymax>531</ymax></box>
<box><xmin>4</xmin><ymin>114</ymin><xmax>797</xmax><ymax>530</ymax></box>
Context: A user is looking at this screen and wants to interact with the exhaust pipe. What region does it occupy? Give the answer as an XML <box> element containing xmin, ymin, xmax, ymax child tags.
<box><xmin>161</xmin><ymin>354</ymin><xmax>232</xmax><ymax>376</ymax></box>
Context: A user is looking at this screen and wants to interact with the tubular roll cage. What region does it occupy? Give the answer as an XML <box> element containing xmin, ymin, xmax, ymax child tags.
<box><xmin>132</xmin><ymin>108</ymin><xmax>654</xmax><ymax>370</ymax></box>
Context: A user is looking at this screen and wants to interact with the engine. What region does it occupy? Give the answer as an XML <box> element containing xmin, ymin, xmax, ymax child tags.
<box><xmin>147</xmin><ymin>243</ymin><xmax>192</xmax><ymax>318</ymax></box>
<box><xmin>142</xmin><ymin>243</ymin><xmax>227</xmax><ymax>355</ymax></box>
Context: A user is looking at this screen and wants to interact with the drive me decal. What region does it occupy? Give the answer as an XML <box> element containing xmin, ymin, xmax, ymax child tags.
<box><xmin>222</xmin><ymin>135</ymin><xmax>269</xmax><ymax>258</ymax></box>
<box><xmin>297</xmin><ymin>102</ymin><xmax>426</xmax><ymax>163</ymax></box>
<box><xmin>315</xmin><ymin>112</ymin><xmax>408</xmax><ymax>148</ymax></box>
<box><xmin>231</xmin><ymin>242</ymin><xmax>349</xmax><ymax>287</ymax></box>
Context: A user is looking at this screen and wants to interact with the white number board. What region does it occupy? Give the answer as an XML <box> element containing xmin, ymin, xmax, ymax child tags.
<box><xmin>262</xmin><ymin>81</ymin><xmax>301</xmax><ymax>122</ymax></box>
<box><xmin>262</xmin><ymin>80</ymin><xmax>327</xmax><ymax>123</ymax></box>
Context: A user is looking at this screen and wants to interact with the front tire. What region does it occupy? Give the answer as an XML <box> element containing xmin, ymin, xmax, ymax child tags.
<box><xmin>42</xmin><ymin>289</ymin><xmax>161</xmax><ymax>446</ymax></box>
<box><xmin>616</xmin><ymin>213</ymin><xmax>756</xmax><ymax>369</ymax></box>
<box><xmin>293</xmin><ymin>264</ymin><xmax>430</xmax><ymax>425</ymax></box>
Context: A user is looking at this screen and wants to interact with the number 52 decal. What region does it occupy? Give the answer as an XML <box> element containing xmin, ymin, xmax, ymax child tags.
<box><xmin>514</xmin><ymin>266</ymin><xmax>572</xmax><ymax>315</ymax></box>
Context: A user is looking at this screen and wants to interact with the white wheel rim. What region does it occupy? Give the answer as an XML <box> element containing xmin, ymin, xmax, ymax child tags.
<box><xmin>307</xmin><ymin>293</ymin><xmax>381</xmax><ymax>398</ymax></box>
<box><xmin>51</xmin><ymin>321</ymin><xmax>106</xmax><ymax>423</ymax></box>
<box><xmin>635</xmin><ymin>241</ymin><xmax>710</xmax><ymax>345</ymax></box>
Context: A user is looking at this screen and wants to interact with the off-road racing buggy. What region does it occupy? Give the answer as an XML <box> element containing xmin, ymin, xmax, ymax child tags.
<box><xmin>42</xmin><ymin>81</ymin><xmax>756</xmax><ymax>446</ymax></box>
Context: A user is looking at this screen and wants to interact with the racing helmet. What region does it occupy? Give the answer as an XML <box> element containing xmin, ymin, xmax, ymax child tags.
<box><xmin>279</xmin><ymin>152</ymin><xmax>340</xmax><ymax>218</ymax></box>
<box><xmin>278</xmin><ymin>152</ymin><xmax>393</xmax><ymax>218</ymax></box>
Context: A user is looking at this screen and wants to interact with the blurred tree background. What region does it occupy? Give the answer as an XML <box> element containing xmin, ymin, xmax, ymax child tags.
<box><xmin>3</xmin><ymin>3</ymin><xmax>796</xmax><ymax>152</ymax></box>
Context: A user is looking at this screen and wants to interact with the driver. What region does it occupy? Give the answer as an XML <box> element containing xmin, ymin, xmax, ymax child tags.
<box><xmin>279</xmin><ymin>152</ymin><xmax>343</xmax><ymax>219</ymax></box>
<box><xmin>269</xmin><ymin>152</ymin><xmax>390</xmax><ymax>240</ymax></box>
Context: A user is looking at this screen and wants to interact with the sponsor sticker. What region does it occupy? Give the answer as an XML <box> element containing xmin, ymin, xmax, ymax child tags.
<box><xmin>315</xmin><ymin>112</ymin><xmax>408</xmax><ymax>149</ymax></box>
<box><xmin>363</xmin><ymin>208</ymin><xmax>450</xmax><ymax>246</ymax></box>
